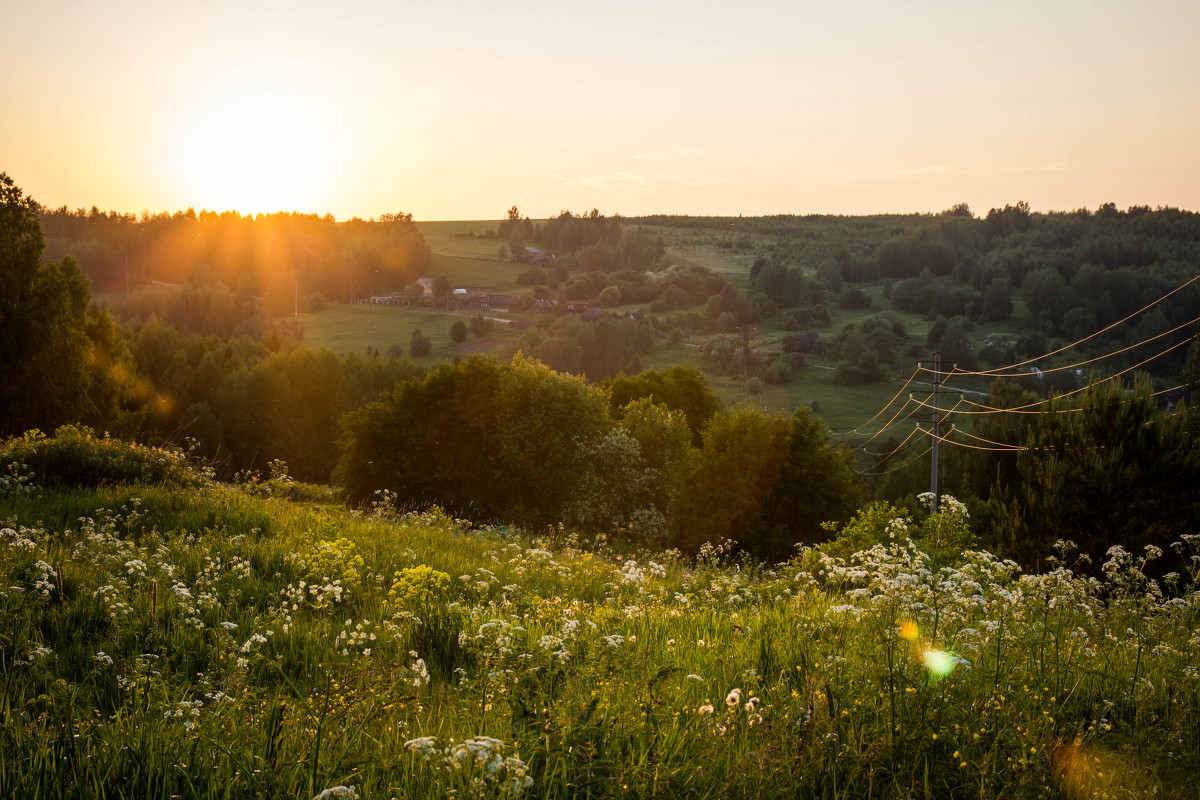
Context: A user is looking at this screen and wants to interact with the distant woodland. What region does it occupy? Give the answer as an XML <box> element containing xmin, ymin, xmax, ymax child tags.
<box><xmin>5</xmin><ymin>172</ymin><xmax>1199</xmax><ymax>571</ymax></box>
<box><xmin>641</xmin><ymin>203</ymin><xmax>1200</xmax><ymax>382</ymax></box>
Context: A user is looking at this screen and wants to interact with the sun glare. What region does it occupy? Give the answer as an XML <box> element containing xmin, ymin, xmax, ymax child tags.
<box><xmin>177</xmin><ymin>89</ymin><xmax>333</xmax><ymax>214</ymax></box>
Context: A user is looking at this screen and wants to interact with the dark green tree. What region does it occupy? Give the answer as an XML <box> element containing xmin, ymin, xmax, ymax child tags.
<box><xmin>1003</xmin><ymin>376</ymin><xmax>1200</xmax><ymax>570</ymax></box>
<box><xmin>1</xmin><ymin>174</ymin><xmax>105</xmax><ymax>435</ymax></box>
<box><xmin>336</xmin><ymin>356</ymin><xmax>613</xmax><ymax>528</ymax></box>
<box><xmin>743</xmin><ymin>408</ymin><xmax>862</xmax><ymax>562</ymax></box>
<box><xmin>603</xmin><ymin>365</ymin><xmax>722</xmax><ymax>444</ymax></box>
<box><xmin>410</xmin><ymin>328</ymin><xmax>432</xmax><ymax>357</ymax></box>
<box><xmin>669</xmin><ymin>405</ymin><xmax>793</xmax><ymax>553</ymax></box>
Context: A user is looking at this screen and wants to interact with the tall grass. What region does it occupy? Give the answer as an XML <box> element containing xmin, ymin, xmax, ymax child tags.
<box><xmin>1</xmin><ymin>455</ymin><xmax>1197</xmax><ymax>797</ymax></box>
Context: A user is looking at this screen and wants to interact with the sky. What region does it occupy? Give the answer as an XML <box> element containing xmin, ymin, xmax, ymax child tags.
<box><xmin>4</xmin><ymin>0</ymin><xmax>1200</xmax><ymax>221</ymax></box>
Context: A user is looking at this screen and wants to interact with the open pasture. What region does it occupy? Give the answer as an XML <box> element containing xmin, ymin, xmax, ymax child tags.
<box><xmin>1</xmin><ymin>448</ymin><xmax>1196</xmax><ymax>798</ymax></box>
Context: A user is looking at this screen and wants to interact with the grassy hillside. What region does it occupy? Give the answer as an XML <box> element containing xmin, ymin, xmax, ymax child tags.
<box><xmin>299</xmin><ymin>218</ymin><xmax>1041</xmax><ymax>439</ymax></box>
<box><xmin>2</xmin><ymin>435</ymin><xmax>1197</xmax><ymax>798</ymax></box>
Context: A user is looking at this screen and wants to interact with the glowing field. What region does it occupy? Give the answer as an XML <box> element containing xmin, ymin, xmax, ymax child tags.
<box><xmin>1</xmin><ymin>435</ymin><xmax>1196</xmax><ymax>798</ymax></box>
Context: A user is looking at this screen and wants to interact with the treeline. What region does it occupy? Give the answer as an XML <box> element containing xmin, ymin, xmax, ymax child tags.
<box><xmin>2</xmin><ymin>174</ymin><xmax>427</xmax><ymax>483</ymax></box>
<box><xmin>337</xmin><ymin>357</ymin><xmax>861</xmax><ymax>562</ymax></box>
<box><xmin>128</xmin><ymin>320</ymin><xmax>423</xmax><ymax>481</ymax></box>
<box><xmin>861</xmin><ymin>369</ymin><xmax>1200</xmax><ymax>574</ymax></box>
<box><xmin>39</xmin><ymin>204</ymin><xmax>431</xmax><ymax>308</ymax></box>
<box><xmin>650</xmin><ymin>204</ymin><xmax>1200</xmax><ymax>383</ymax></box>
<box><xmin>8</xmin><ymin>173</ymin><xmax>1200</xmax><ymax>571</ymax></box>
<box><xmin>497</xmin><ymin>206</ymin><xmax>665</xmax><ymax>271</ymax></box>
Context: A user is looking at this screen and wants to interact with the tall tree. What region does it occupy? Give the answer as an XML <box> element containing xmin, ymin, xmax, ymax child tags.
<box><xmin>743</xmin><ymin>407</ymin><xmax>862</xmax><ymax>562</ymax></box>
<box><xmin>0</xmin><ymin>174</ymin><xmax>94</xmax><ymax>435</ymax></box>
<box><xmin>1005</xmin><ymin>376</ymin><xmax>1200</xmax><ymax>570</ymax></box>
<box><xmin>669</xmin><ymin>405</ymin><xmax>793</xmax><ymax>553</ymax></box>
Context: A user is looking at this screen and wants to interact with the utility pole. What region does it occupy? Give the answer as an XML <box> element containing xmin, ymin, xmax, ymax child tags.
<box><xmin>929</xmin><ymin>351</ymin><xmax>941</xmax><ymax>514</ymax></box>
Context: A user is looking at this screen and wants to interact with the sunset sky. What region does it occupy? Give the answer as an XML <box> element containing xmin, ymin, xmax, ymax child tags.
<box><xmin>4</xmin><ymin>0</ymin><xmax>1199</xmax><ymax>220</ymax></box>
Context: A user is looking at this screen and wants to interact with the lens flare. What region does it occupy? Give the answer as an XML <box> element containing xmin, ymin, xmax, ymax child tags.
<box><xmin>922</xmin><ymin>649</ymin><xmax>955</xmax><ymax>679</ymax></box>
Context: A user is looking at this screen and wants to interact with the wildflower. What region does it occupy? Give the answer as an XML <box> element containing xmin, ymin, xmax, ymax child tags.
<box><xmin>725</xmin><ymin>688</ymin><xmax>742</xmax><ymax>709</ymax></box>
<box><xmin>313</xmin><ymin>787</ymin><xmax>359</xmax><ymax>800</ymax></box>
<box><xmin>94</xmin><ymin>651</ymin><xmax>113</xmax><ymax>666</ymax></box>
<box><xmin>698</xmin><ymin>704</ymin><xmax>714</xmax><ymax>715</ymax></box>
<box><xmin>404</xmin><ymin>736</ymin><xmax>438</xmax><ymax>757</ymax></box>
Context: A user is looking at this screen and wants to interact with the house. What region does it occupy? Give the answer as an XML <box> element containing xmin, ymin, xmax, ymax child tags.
<box><xmin>533</xmin><ymin>298</ymin><xmax>559</xmax><ymax>314</ymax></box>
<box><xmin>565</xmin><ymin>302</ymin><xmax>591</xmax><ymax>315</ymax></box>
<box><xmin>790</xmin><ymin>332</ymin><xmax>820</xmax><ymax>353</ymax></box>
<box><xmin>369</xmin><ymin>293</ymin><xmax>403</xmax><ymax>304</ymax></box>
<box><xmin>417</xmin><ymin>278</ymin><xmax>434</xmax><ymax>297</ymax></box>
<box><xmin>454</xmin><ymin>293</ymin><xmax>520</xmax><ymax>312</ymax></box>
<box><xmin>484</xmin><ymin>294</ymin><xmax>519</xmax><ymax>313</ymax></box>
<box><xmin>524</xmin><ymin>247</ymin><xmax>555</xmax><ymax>265</ymax></box>
<box><xmin>454</xmin><ymin>293</ymin><xmax>486</xmax><ymax>311</ymax></box>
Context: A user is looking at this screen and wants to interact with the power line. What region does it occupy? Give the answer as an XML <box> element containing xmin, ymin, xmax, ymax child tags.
<box><xmin>909</xmin><ymin>335</ymin><xmax>1194</xmax><ymax>417</ymax></box>
<box><xmin>950</xmin><ymin>424</ymin><xmax>1027</xmax><ymax>450</ymax></box>
<box><xmin>851</xmin><ymin>367</ymin><xmax>922</xmax><ymax>435</ymax></box>
<box><xmin>852</xmin><ymin>396</ymin><xmax>921</xmax><ymax>451</ymax></box>
<box><xmin>857</xmin><ymin>441</ymin><xmax>932</xmax><ymax>477</ymax></box>
<box><xmin>840</xmin><ymin>275</ymin><xmax>1198</xmax><ymax>453</ymax></box>
<box><xmin>862</xmin><ymin>423</ymin><xmax>923</xmax><ymax>458</ymax></box>
<box><xmin>929</xmin><ymin>318</ymin><xmax>1199</xmax><ymax>381</ymax></box>
<box><xmin>918</xmin><ymin>271</ymin><xmax>1200</xmax><ymax>380</ymax></box>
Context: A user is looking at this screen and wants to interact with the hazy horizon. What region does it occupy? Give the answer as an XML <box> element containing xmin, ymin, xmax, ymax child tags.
<box><xmin>5</xmin><ymin>0</ymin><xmax>1200</xmax><ymax>220</ymax></box>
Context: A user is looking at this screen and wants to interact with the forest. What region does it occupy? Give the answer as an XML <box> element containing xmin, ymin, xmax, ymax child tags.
<box><xmin>4</xmin><ymin>171</ymin><xmax>1200</xmax><ymax>797</ymax></box>
<box><xmin>6</xmin><ymin>173</ymin><xmax>1200</xmax><ymax>570</ymax></box>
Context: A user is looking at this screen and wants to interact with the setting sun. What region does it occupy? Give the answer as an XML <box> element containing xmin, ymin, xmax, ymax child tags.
<box><xmin>175</xmin><ymin>88</ymin><xmax>335</xmax><ymax>214</ymax></box>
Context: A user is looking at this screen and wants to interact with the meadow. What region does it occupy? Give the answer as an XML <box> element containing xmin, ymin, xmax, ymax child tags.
<box><xmin>298</xmin><ymin>220</ymin><xmax>1023</xmax><ymax>431</ymax></box>
<box><xmin>2</xmin><ymin>435</ymin><xmax>1197</xmax><ymax>798</ymax></box>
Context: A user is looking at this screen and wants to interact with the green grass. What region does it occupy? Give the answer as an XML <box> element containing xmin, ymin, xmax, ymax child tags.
<box><xmin>2</xmin><ymin>444</ymin><xmax>1197</xmax><ymax>799</ymax></box>
<box><xmin>301</xmin><ymin>303</ymin><xmax>515</xmax><ymax>359</ymax></box>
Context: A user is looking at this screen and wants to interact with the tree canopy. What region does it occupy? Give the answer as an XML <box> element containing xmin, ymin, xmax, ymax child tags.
<box><xmin>0</xmin><ymin>173</ymin><xmax>133</xmax><ymax>436</ymax></box>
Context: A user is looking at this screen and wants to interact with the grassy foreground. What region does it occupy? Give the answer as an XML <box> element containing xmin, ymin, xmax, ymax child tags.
<box><xmin>1</xmin><ymin>459</ymin><xmax>1198</xmax><ymax>798</ymax></box>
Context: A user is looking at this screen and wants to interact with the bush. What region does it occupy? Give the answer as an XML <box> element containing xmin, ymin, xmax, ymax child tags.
<box><xmin>336</xmin><ymin>355</ymin><xmax>614</xmax><ymax>529</ymax></box>
<box><xmin>838</xmin><ymin>287</ymin><xmax>872</xmax><ymax>309</ymax></box>
<box><xmin>0</xmin><ymin>426</ymin><xmax>204</xmax><ymax>490</ymax></box>
<box><xmin>410</xmin><ymin>328</ymin><xmax>432</xmax><ymax>357</ymax></box>
<box><xmin>469</xmin><ymin>316</ymin><xmax>495</xmax><ymax>338</ymax></box>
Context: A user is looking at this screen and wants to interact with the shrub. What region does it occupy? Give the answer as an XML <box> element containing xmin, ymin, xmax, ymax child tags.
<box><xmin>410</xmin><ymin>328</ymin><xmax>432</xmax><ymax>357</ymax></box>
<box><xmin>0</xmin><ymin>426</ymin><xmax>204</xmax><ymax>490</ymax></box>
<box><xmin>469</xmin><ymin>316</ymin><xmax>495</xmax><ymax>338</ymax></box>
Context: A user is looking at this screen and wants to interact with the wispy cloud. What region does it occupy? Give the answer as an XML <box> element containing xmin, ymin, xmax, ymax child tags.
<box><xmin>553</xmin><ymin>172</ymin><xmax>730</xmax><ymax>194</ymax></box>
<box><xmin>1001</xmin><ymin>162</ymin><xmax>1078</xmax><ymax>173</ymax></box>
<box><xmin>803</xmin><ymin>162</ymin><xmax>1080</xmax><ymax>181</ymax></box>
<box><xmin>633</xmin><ymin>148</ymin><xmax>706</xmax><ymax>161</ymax></box>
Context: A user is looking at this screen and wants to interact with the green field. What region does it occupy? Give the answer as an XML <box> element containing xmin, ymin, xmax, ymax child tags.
<box><xmin>2</xmin><ymin>434</ymin><xmax>1196</xmax><ymax>798</ymax></box>
<box><xmin>302</xmin><ymin>303</ymin><xmax>517</xmax><ymax>362</ymax></box>
<box><xmin>300</xmin><ymin>223</ymin><xmax>1036</xmax><ymax>435</ymax></box>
